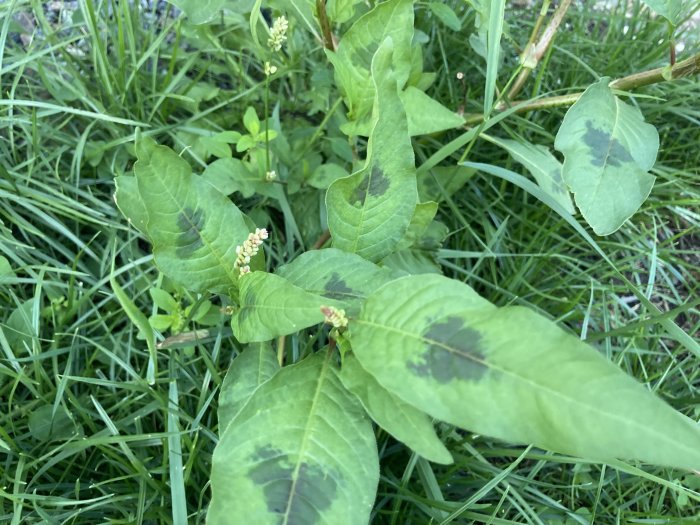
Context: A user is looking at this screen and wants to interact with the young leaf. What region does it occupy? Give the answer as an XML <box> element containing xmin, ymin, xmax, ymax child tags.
<box><xmin>149</xmin><ymin>288</ymin><xmax>179</xmax><ymax>313</ymax></box>
<box><xmin>167</xmin><ymin>0</ymin><xmax>226</xmax><ymax>25</ymax></box>
<box><xmin>340</xmin><ymin>354</ymin><xmax>453</xmax><ymax>465</ymax></box>
<box><xmin>350</xmin><ymin>274</ymin><xmax>700</xmax><ymax>470</ymax></box>
<box><xmin>402</xmin><ymin>86</ymin><xmax>465</xmax><ymax>136</ymax></box>
<box><xmin>208</xmin><ymin>353</ymin><xmax>379</xmax><ymax>525</ymax></box>
<box><xmin>218</xmin><ymin>342</ymin><xmax>280</xmax><ymax>435</ymax></box>
<box><xmin>488</xmin><ymin>136</ymin><xmax>575</xmax><ymax>214</ymax></box>
<box><xmin>202</xmin><ymin>158</ymin><xmax>262</xmax><ymax>197</ymax></box>
<box><xmin>428</xmin><ymin>2</ymin><xmax>461</xmax><ymax>31</ymax></box>
<box><xmin>326</xmin><ymin>37</ymin><xmax>418</xmax><ymax>262</ymax></box>
<box><xmin>640</xmin><ymin>0</ymin><xmax>682</xmax><ymax>25</ymax></box>
<box><xmin>326</xmin><ymin>0</ymin><xmax>414</xmax><ymax>122</ymax></box>
<box><xmin>243</xmin><ymin>106</ymin><xmax>261</xmax><ymax>137</ymax></box>
<box><xmin>276</xmin><ymin>248</ymin><xmax>399</xmax><ymax>315</ymax></box>
<box><xmin>232</xmin><ymin>272</ymin><xmax>344</xmax><ymax>343</ymax></box>
<box><xmin>342</xmin><ymin>86</ymin><xmax>465</xmax><ymax>137</ymax></box>
<box><xmin>326</xmin><ymin>0</ymin><xmax>364</xmax><ymax>23</ymax></box>
<box><xmin>132</xmin><ymin>137</ymin><xmax>250</xmax><ymax>294</ymax></box>
<box><xmin>554</xmin><ymin>78</ymin><xmax>658</xmax><ymax>235</ymax></box>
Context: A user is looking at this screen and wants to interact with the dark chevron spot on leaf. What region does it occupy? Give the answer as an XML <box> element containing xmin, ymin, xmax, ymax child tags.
<box><xmin>350</xmin><ymin>44</ymin><xmax>379</xmax><ymax>70</ymax></box>
<box><xmin>248</xmin><ymin>445</ymin><xmax>337</xmax><ymax>523</ymax></box>
<box><xmin>322</xmin><ymin>273</ymin><xmax>355</xmax><ymax>300</ymax></box>
<box><xmin>353</xmin><ymin>166</ymin><xmax>390</xmax><ymax>206</ymax></box>
<box><xmin>175</xmin><ymin>207</ymin><xmax>205</xmax><ymax>257</ymax></box>
<box><xmin>583</xmin><ymin>121</ymin><xmax>633</xmax><ymax>168</ymax></box>
<box><xmin>409</xmin><ymin>316</ymin><xmax>486</xmax><ymax>383</ymax></box>
<box><xmin>237</xmin><ymin>290</ymin><xmax>256</xmax><ymax>324</ymax></box>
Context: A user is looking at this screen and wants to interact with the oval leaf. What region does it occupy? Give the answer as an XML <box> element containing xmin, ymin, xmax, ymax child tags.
<box><xmin>640</xmin><ymin>0</ymin><xmax>682</xmax><ymax>24</ymax></box>
<box><xmin>554</xmin><ymin>78</ymin><xmax>658</xmax><ymax>235</ymax></box>
<box><xmin>133</xmin><ymin>137</ymin><xmax>251</xmax><ymax>294</ymax></box>
<box><xmin>350</xmin><ymin>274</ymin><xmax>700</xmax><ymax>470</ymax></box>
<box><xmin>218</xmin><ymin>342</ymin><xmax>280</xmax><ymax>435</ymax></box>
<box><xmin>276</xmin><ymin>248</ymin><xmax>399</xmax><ymax>315</ymax></box>
<box><xmin>340</xmin><ymin>354</ymin><xmax>453</xmax><ymax>464</ymax></box>
<box><xmin>326</xmin><ymin>37</ymin><xmax>418</xmax><ymax>261</ymax></box>
<box><xmin>232</xmin><ymin>272</ymin><xmax>344</xmax><ymax>343</ymax></box>
<box><xmin>325</xmin><ymin>0</ymin><xmax>414</xmax><ymax>122</ymax></box>
<box><xmin>208</xmin><ymin>353</ymin><xmax>379</xmax><ymax>525</ymax></box>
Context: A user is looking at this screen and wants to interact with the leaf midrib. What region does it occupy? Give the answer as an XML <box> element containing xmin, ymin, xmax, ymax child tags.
<box><xmin>355</xmin><ymin>317</ymin><xmax>700</xmax><ymax>459</ymax></box>
<box><xmin>281</xmin><ymin>355</ymin><xmax>332</xmax><ymax>524</ymax></box>
<box><xmin>146</xmin><ymin>166</ymin><xmax>239</xmax><ymax>287</ymax></box>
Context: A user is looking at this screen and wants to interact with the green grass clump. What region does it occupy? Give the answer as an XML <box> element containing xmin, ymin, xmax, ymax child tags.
<box><xmin>1</xmin><ymin>0</ymin><xmax>699</xmax><ymax>523</ymax></box>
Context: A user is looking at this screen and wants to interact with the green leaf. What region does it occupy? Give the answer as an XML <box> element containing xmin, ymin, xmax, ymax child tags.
<box><xmin>199</xmin><ymin>136</ymin><xmax>233</xmax><ymax>159</ymax></box>
<box><xmin>4</xmin><ymin>300</ymin><xmax>35</xmax><ymax>351</ymax></box>
<box><xmin>218</xmin><ymin>342</ymin><xmax>280</xmax><ymax>435</ymax></box>
<box><xmin>149</xmin><ymin>314</ymin><xmax>174</xmax><ymax>331</ymax></box>
<box><xmin>202</xmin><ymin>158</ymin><xmax>262</xmax><ymax>197</ymax></box>
<box><xmin>167</xmin><ymin>0</ymin><xmax>226</xmax><ymax>25</ymax></box>
<box><xmin>342</xmin><ymin>86</ymin><xmax>465</xmax><ymax>137</ymax></box>
<box><xmin>396</xmin><ymin>201</ymin><xmax>438</xmax><ymax>251</ymax></box>
<box><xmin>232</xmin><ymin>272</ymin><xmax>344</xmax><ymax>343</ymax></box>
<box><xmin>326</xmin><ymin>37</ymin><xmax>418</xmax><ymax>262</ymax></box>
<box><xmin>428</xmin><ymin>2</ymin><xmax>461</xmax><ymax>31</ymax></box>
<box><xmin>243</xmin><ymin>106</ymin><xmax>261</xmax><ymax>136</ymax></box>
<box><xmin>276</xmin><ymin>248</ymin><xmax>399</xmax><ymax>315</ymax></box>
<box><xmin>640</xmin><ymin>0</ymin><xmax>682</xmax><ymax>24</ymax></box>
<box><xmin>149</xmin><ymin>288</ymin><xmax>179</xmax><ymax>312</ymax></box>
<box><xmin>350</xmin><ymin>274</ymin><xmax>700</xmax><ymax>470</ymax></box>
<box><xmin>114</xmin><ymin>175</ymin><xmax>149</xmax><ymax>234</ymax></box>
<box><xmin>402</xmin><ymin>86</ymin><xmax>465</xmax><ymax>136</ymax></box>
<box><xmin>488</xmin><ymin>136</ymin><xmax>575</xmax><ymax>214</ymax></box>
<box><xmin>208</xmin><ymin>353</ymin><xmax>378</xmax><ymax>525</ymax></box>
<box><xmin>0</xmin><ymin>255</ymin><xmax>15</xmax><ymax>281</ymax></box>
<box><xmin>381</xmin><ymin>250</ymin><xmax>441</xmax><ymax>275</ymax></box>
<box><xmin>417</xmin><ymin>165</ymin><xmax>476</xmax><ymax>202</ymax></box>
<box><xmin>326</xmin><ymin>0</ymin><xmax>363</xmax><ymax>23</ymax></box>
<box><xmin>132</xmin><ymin>137</ymin><xmax>251</xmax><ymax>294</ymax></box>
<box><xmin>340</xmin><ymin>354</ymin><xmax>452</xmax><ymax>464</ymax></box>
<box><xmin>235</xmin><ymin>135</ymin><xmax>257</xmax><ymax>153</ymax></box>
<box><xmin>326</xmin><ymin>0</ymin><xmax>414</xmax><ymax>122</ymax></box>
<box><xmin>554</xmin><ymin>78</ymin><xmax>658</xmax><ymax>235</ymax></box>
<box><xmin>307</xmin><ymin>163</ymin><xmax>349</xmax><ymax>189</ymax></box>
<box><xmin>28</xmin><ymin>405</ymin><xmax>83</xmax><ymax>442</ymax></box>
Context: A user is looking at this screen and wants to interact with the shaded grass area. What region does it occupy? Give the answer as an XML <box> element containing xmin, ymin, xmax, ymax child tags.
<box><xmin>1</xmin><ymin>0</ymin><xmax>699</xmax><ymax>523</ymax></box>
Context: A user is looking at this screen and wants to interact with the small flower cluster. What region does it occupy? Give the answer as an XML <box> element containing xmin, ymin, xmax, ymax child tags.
<box><xmin>264</xmin><ymin>61</ymin><xmax>277</xmax><ymax>76</ymax></box>
<box><xmin>265</xmin><ymin>170</ymin><xmax>277</xmax><ymax>182</ymax></box>
<box><xmin>321</xmin><ymin>306</ymin><xmax>348</xmax><ymax>328</ymax></box>
<box><xmin>234</xmin><ymin>228</ymin><xmax>268</xmax><ymax>275</ymax></box>
<box><xmin>268</xmin><ymin>16</ymin><xmax>289</xmax><ymax>52</ymax></box>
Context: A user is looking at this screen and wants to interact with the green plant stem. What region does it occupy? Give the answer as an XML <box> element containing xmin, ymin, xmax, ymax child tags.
<box><xmin>464</xmin><ymin>50</ymin><xmax>700</xmax><ymax>126</ymax></box>
<box><xmin>264</xmin><ymin>74</ymin><xmax>271</xmax><ymax>174</ymax></box>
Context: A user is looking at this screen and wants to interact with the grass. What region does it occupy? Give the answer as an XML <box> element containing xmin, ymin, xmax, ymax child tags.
<box><xmin>1</xmin><ymin>0</ymin><xmax>699</xmax><ymax>523</ymax></box>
